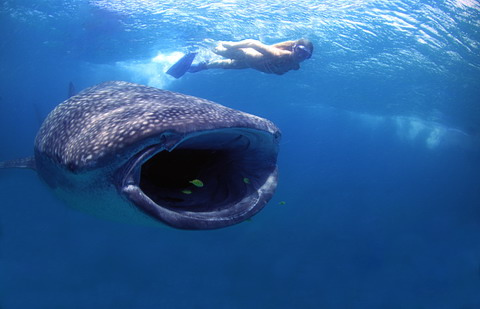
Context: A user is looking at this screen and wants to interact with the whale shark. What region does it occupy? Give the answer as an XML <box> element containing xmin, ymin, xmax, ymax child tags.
<box><xmin>0</xmin><ymin>81</ymin><xmax>280</xmax><ymax>229</ymax></box>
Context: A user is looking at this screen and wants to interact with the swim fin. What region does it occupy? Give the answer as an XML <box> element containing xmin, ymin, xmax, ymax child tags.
<box><xmin>166</xmin><ymin>52</ymin><xmax>197</xmax><ymax>78</ymax></box>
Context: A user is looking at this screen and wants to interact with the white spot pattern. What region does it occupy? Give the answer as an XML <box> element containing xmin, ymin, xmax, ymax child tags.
<box><xmin>34</xmin><ymin>81</ymin><xmax>279</xmax><ymax>170</ymax></box>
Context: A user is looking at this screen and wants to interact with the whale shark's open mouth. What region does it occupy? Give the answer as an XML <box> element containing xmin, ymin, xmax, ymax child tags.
<box><xmin>120</xmin><ymin>128</ymin><xmax>279</xmax><ymax>229</ymax></box>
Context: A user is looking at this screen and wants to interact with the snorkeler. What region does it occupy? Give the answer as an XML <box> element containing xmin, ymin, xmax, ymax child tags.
<box><xmin>166</xmin><ymin>39</ymin><xmax>313</xmax><ymax>78</ymax></box>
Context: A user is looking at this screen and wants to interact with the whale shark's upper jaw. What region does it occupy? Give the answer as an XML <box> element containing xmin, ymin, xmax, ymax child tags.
<box><xmin>26</xmin><ymin>81</ymin><xmax>280</xmax><ymax>229</ymax></box>
<box><xmin>117</xmin><ymin>128</ymin><xmax>280</xmax><ymax>230</ymax></box>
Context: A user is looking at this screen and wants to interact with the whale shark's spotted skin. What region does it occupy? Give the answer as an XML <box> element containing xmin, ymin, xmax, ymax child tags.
<box><xmin>4</xmin><ymin>81</ymin><xmax>281</xmax><ymax>229</ymax></box>
<box><xmin>36</xmin><ymin>81</ymin><xmax>278</xmax><ymax>171</ymax></box>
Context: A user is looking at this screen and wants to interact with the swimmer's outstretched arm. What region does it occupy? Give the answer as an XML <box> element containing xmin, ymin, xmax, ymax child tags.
<box><xmin>221</xmin><ymin>39</ymin><xmax>290</xmax><ymax>57</ymax></box>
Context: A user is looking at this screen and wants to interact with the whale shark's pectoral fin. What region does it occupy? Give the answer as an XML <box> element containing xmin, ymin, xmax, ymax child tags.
<box><xmin>0</xmin><ymin>156</ymin><xmax>36</xmax><ymax>170</ymax></box>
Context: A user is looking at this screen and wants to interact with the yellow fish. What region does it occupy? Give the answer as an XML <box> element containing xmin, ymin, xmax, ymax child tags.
<box><xmin>278</xmin><ymin>201</ymin><xmax>286</xmax><ymax>205</ymax></box>
<box><xmin>189</xmin><ymin>179</ymin><xmax>204</xmax><ymax>187</ymax></box>
<box><xmin>182</xmin><ymin>190</ymin><xmax>192</xmax><ymax>194</ymax></box>
<box><xmin>243</xmin><ymin>177</ymin><xmax>250</xmax><ymax>184</ymax></box>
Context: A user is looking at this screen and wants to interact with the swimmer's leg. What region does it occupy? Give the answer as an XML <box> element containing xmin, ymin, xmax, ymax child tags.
<box><xmin>188</xmin><ymin>59</ymin><xmax>248</xmax><ymax>73</ymax></box>
<box><xmin>207</xmin><ymin>59</ymin><xmax>249</xmax><ymax>69</ymax></box>
<box><xmin>213</xmin><ymin>42</ymin><xmax>249</xmax><ymax>60</ymax></box>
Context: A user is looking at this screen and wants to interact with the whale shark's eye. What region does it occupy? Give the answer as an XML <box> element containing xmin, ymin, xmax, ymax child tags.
<box><xmin>137</xmin><ymin>129</ymin><xmax>277</xmax><ymax>213</ymax></box>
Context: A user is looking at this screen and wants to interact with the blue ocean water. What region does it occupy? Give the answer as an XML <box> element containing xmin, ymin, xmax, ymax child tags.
<box><xmin>1</xmin><ymin>0</ymin><xmax>480</xmax><ymax>308</ymax></box>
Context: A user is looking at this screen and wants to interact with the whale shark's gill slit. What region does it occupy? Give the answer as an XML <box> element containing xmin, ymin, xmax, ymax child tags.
<box><xmin>138</xmin><ymin>129</ymin><xmax>276</xmax><ymax>213</ymax></box>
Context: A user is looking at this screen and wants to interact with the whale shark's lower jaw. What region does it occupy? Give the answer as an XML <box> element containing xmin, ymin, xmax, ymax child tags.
<box><xmin>118</xmin><ymin>128</ymin><xmax>280</xmax><ymax>230</ymax></box>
